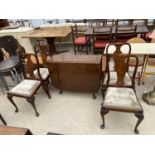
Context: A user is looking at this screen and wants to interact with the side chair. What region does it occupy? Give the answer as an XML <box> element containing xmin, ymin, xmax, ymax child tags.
<box><xmin>100</xmin><ymin>43</ymin><xmax>144</xmax><ymax>134</ymax></box>
<box><xmin>71</xmin><ymin>23</ymin><xmax>90</xmax><ymax>54</ymax></box>
<box><xmin>7</xmin><ymin>51</ymin><xmax>51</xmax><ymax>117</ymax></box>
<box><xmin>114</xmin><ymin>25</ymin><xmax>137</xmax><ymax>43</ymax></box>
<box><xmin>93</xmin><ymin>26</ymin><xmax>113</xmax><ymax>54</ymax></box>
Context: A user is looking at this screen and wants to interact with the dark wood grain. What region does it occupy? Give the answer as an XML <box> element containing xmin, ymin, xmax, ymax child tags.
<box><xmin>46</xmin><ymin>54</ymin><xmax>102</xmax><ymax>94</ymax></box>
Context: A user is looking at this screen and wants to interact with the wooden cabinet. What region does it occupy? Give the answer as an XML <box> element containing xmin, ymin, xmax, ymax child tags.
<box><xmin>46</xmin><ymin>54</ymin><xmax>102</xmax><ymax>98</ymax></box>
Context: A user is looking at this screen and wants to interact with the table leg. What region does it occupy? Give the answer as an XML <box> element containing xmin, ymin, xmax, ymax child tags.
<box><xmin>46</xmin><ymin>38</ymin><xmax>68</xmax><ymax>56</ymax></box>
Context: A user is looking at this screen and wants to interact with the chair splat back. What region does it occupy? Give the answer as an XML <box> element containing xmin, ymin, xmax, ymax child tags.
<box><xmin>105</xmin><ymin>43</ymin><xmax>138</xmax><ymax>87</ymax></box>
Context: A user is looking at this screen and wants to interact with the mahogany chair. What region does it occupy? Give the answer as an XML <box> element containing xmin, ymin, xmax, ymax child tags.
<box><xmin>114</xmin><ymin>25</ymin><xmax>137</xmax><ymax>43</ymax></box>
<box><xmin>93</xmin><ymin>27</ymin><xmax>113</xmax><ymax>54</ymax></box>
<box><xmin>0</xmin><ymin>113</ymin><xmax>7</xmax><ymax>125</ymax></box>
<box><xmin>7</xmin><ymin>52</ymin><xmax>51</xmax><ymax>117</ymax></box>
<box><xmin>102</xmin><ymin>43</ymin><xmax>137</xmax><ymax>90</ymax></box>
<box><xmin>71</xmin><ymin>24</ymin><xmax>90</xmax><ymax>54</ymax></box>
<box><xmin>100</xmin><ymin>43</ymin><xmax>144</xmax><ymax>134</ymax></box>
<box><xmin>127</xmin><ymin>37</ymin><xmax>146</xmax><ymax>85</ymax></box>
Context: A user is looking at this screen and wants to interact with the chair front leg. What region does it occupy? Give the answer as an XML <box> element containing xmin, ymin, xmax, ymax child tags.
<box><xmin>7</xmin><ymin>94</ymin><xmax>19</xmax><ymax>112</ymax></box>
<box><xmin>134</xmin><ymin>111</ymin><xmax>144</xmax><ymax>134</ymax></box>
<box><xmin>27</xmin><ymin>96</ymin><xmax>39</xmax><ymax>117</ymax></box>
<box><xmin>100</xmin><ymin>106</ymin><xmax>109</xmax><ymax>129</ymax></box>
<box><xmin>0</xmin><ymin>114</ymin><xmax>7</xmax><ymax>125</ymax></box>
<box><xmin>42</xmin><ymin>83</ymin><xmax>51</xmax><ymax>99</ymax></box>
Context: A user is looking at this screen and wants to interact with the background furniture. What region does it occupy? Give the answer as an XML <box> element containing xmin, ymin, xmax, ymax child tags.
<box><xmin>0</xmin><ymin>27</ymin><xmax>35</xmax><ymax>53</ymax></box>
<box><xmin>127</xmin><ymin>37</ymin><xmax>146</xmax><ymax>85</ymax></box>
<box><xmin>114</xmin><ymin>25</ymin><xmax>137</xmax><ymax>43</ymax></box>
<box><xmin>0</xmin><ymin>36</ymin><xmax>26</xmax><ymax>92</ymax></box>
<box><xmin>93</xmin><ymin>27</ymin><xmax>112</xmax><ymax>54</ymax></box>
<box><xmin>0</xmin><ymin>125</ymin><xmax>32</xmax><ymax>135</ymax></box>
<box><xmin>22</xmin><ymin>27</ymin><xmax>71</xmax><ymax>55</ymax></box>
<box><xmin>71</xmin><ymin>24</ymin><xmax>89</xmax><ymax>54</ymax></box>
<box><xmin>46</xmin><ymin>54</ymin><xmax>101</xmax><ymax>98</ymax></box>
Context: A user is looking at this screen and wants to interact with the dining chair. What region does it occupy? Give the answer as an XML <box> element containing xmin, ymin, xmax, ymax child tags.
<box><xmin>71</xmin><ymin>23</ymin><xmax>90</xmax><ymax>54</ymax></box>
<box><xmin>7</xmin><ymin>52</ymin><xmax>51</xmax><ymax>117</ymax></box>
<box><xmin>15</xmin><ymin>20</ymin><xmax>31</xmax><ymax>27</ymax></box>
<box><xmin>114</xmin><ymin>25</ymin><xmax>137</xmax><ymax>43</ymax></box>
<box><xmin>127</xmin><ymin>37</ymin><xmax>146</xmax><ymax>85</ymax></box>
<box><xmin>100</xmin><ymin>43</ymin><xmax>144</xmax><ymax>134</ymax></box>
<box><xmin>115</xmin><ymin>19</ymin><xmax>133</xmax><ymax>26</ymax></box>
<box><xmin>93</xmin><ymin>27</ymin><xmax>113</xmax><ymax>54</ymax></box>
<box><xmin>0</xmin><ymin>36</ymin><xmax>25</xmax><ymax>89</ymax></box>
<box><xmin>104</xmin><ymin>19</ymin><xmax>115</xmax><ymax>26</ymax></box>
<box><xmin>0</xmin><ymin>113</ymin><xmax>7</xmax><ymax>125</ymax></box>
<box><xmin>132</xmin><ymin>19</ymin><xmax>147</xmax><ymax>26</ymax></box>
<box><xmin>102</xmin><ymin>43</ymin><xmax>136</xmax><ymax>90</ymax></box>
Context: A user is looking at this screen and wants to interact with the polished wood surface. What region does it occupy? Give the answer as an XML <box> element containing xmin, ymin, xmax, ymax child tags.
<box><xmin>46</xmin><ymin>54</ymin><xmax>102</xmax><ymax>94</ymax></box>
<box><xmin>22</xmin><ymin>28</ymin><xmax>71</xmax><ymax>38</ymax></box>
<box><xmin>0</xmin><ymin>125</ymin><xmax>33</xmax><ymax>135</ymax></box>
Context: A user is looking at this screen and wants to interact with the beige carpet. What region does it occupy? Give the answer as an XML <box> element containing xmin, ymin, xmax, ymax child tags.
<box><xmin>1</xmin><ymin>74</ymin><xmax>155</xmax><ymax>135</ymax></box>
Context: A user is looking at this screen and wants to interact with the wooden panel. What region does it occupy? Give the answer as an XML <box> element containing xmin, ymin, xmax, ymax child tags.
<box><xmin>46</xmin><ymin>54</ymin><xmax>102</xmax><ymax>92</ymax></box>
<box><xmin>0</xmin><ymin>125</ymin><xmax>33</xmax><ymax>135</ymax></box>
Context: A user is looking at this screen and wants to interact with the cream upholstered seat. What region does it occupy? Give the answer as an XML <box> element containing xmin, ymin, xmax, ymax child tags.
<box><xmin>104</xmin><ymin>87</ymin><xmax>142</xmax><ymax>111</ymax></box>
<box><xmin>10</xmin><ymin>79</ymin><xmax>40</xmax><ymax>97</ymax></box>
<box><xmin>103</xmin><ymin>72</ymin><xmax>132</xmax><ymax>86</ymax></box>
<box><xmin>33</xmin><ymin>68</ymin><xmax>49</xmax><ymax>80</ymax></box>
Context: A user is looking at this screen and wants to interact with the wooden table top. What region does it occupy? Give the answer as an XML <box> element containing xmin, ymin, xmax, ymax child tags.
<box><xmin>47</xmin><ymin>53</ymin><xmax>102</xmax><ymax>64</ymax></box>
<box><xmin>22</xmin><ymin>28</ymin><xmax>71</xmax><ymax>38</ymax></box>
<box><xmin>0</xmin><ymin>125</ymin><xmax>32</xmax><ymax>135</ymax></box>
<box><xmin>85</xmin><ymin>26</ymin><xmax>148</xmax><ymax>35</ymax></box>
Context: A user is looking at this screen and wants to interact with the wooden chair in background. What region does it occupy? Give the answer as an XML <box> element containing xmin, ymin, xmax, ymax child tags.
<box><xmin>93</xmin><ymin>27</ymin><xmax>112</xmax><ymax>54</ymax></box>
<box><xmin>114</xmin><ymin>25</ymin><xmax>137</xmax><ymax>43</ymax></box>
<box><xmin>71</xmin><ymin>23</ymin><xmax>90</xmax><ymax>54</ymax></box>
